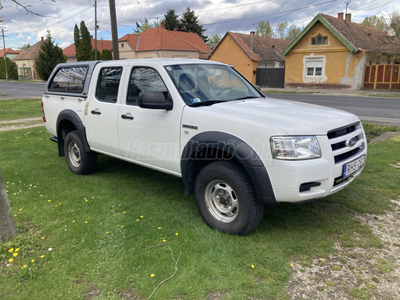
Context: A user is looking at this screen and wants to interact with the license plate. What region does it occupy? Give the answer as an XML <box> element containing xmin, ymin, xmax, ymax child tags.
<box><xmin>343</xmin><ymin>155</ymin><xmax>366</xmax><ymax>178</ymax></box>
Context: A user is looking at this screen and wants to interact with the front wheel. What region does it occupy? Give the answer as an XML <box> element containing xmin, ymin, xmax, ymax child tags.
<box><xmin>64</xmin><ymin>130</ymin><xmax>97</xmax><ymax>175</ymax></box>
<box><xmin>194</xmin><ymin>161</ymin><xmax>264</xmax><ymax>235</ymax></box>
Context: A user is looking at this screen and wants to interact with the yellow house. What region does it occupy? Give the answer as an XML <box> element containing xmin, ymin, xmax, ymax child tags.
<box><xmin>283</xmin><ymin>13</ymin><xmax>400</xmax><ymax>90</ymax></box>
<box><xmin>209</xmin><ymin>32</ymin><xmax>291</xmax><ymax>86</ymax></box>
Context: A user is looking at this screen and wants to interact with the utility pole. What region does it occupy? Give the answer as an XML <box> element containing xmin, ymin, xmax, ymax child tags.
<box><xmin>94</xmin><ymin>0</ymin><xmax>98</xmax><ymax>60</ymax></box>
<box><xmin>345</xmin><ymin>0</ymin><xmax>351</xmax><ymax>16</ymax></box>
<box><xmin>108</xmin><ymin>0</ymin><xmax>119</xmax><ymax>60</ymax></box>
<box><xmin>2</xmin><ymin>29</ymin><xmax>9</xmax><ymax>81</ymax></box>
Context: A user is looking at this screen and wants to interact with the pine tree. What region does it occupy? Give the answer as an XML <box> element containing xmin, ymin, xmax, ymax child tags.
<box><xmin>34</xmin><ymin>30</ymin><xmax>67</xmax><ymax>80</ymax></box>
<box><xmin>179</xmin><ymin>7</ymin><xmax>208</xmax><ymax>42</ymax></box>
<box><xmin>73</xmin><ymin>24</ymin><xmax>81</xmax><ymax>59</ymax></box>
<box><xmin>163</xmin><ymin>9</ymin><xmax>179</xmax><ymax>30</ymax></box>
<box><xmin>76</xmin><ymin>21</ymin><xmax>92</xmax><ymax>61</ymax></box>
<box><xmin>101</xmin><ymin>49</ymin><xmax>113</xmax><ymax>60</ymax></box>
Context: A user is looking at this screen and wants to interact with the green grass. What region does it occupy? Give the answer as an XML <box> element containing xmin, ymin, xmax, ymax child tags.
<box><xmin>363</xmin><ymin>123</ymin><xmax>399</xmax><ymax>143</ymax></box>
<box><xmin>0</xmin><ymin>98</ymin><xmax>42</xmax><ymax>121</ymax></box>
<box><xmin>0</xmin><ymin>126</ymin><xmax>400</xmax><ymax>299</ymax></box>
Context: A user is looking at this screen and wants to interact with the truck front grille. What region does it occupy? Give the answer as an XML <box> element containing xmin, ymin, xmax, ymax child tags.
<box><xmin>328</xmin><ymin>122</ymin><xmax>365</xmax><ymax>164</ymax></box>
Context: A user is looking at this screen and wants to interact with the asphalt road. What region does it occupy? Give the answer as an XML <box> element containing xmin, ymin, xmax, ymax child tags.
<box><xmin>1</xmin><ymin>81</ymin><xmax>399</xmax><ymax>126</ymax></box>
<box><xmin>263</xmin><ymin>93</ymin><xmax>400</xmax><ymax>126</ymax></box>
<box><xmin>0</xmin><ymin>80</ymin><xmax>46</xmax><ymax>99</ymax></box>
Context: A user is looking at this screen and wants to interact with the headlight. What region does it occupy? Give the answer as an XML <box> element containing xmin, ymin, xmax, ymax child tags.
<box><xmin>270</xmin><ymin>136</ymin><xmax>321</xmax><ymax>160</ymax></box>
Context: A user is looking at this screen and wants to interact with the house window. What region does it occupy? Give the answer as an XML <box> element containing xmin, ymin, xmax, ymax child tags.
<box><xmin>311</xmin><ymin>34</ymin><xmax>328</xmax><ymax>45</ymax></box>
<box><xmin>305</xmin><ymin>58</ymin><xmax>323</xmax><ymax>77</ymax></box>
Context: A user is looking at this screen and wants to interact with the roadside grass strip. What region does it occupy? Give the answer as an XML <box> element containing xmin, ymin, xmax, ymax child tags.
<box><xmin>1</xmin><ymin>125</ymin><xmax>399</xmax><ymax>299</ymax></box>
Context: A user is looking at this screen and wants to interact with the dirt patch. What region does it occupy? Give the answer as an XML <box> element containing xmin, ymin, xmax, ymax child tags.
<box><xmin>287</xmin><ymin>199</ymin><xmax>400</xmax><ymax>299</ymax></box>
<box><xmin>0</xmin><ymin>118</ymin><xmax>43</xmax><ymax>132</ymax></box>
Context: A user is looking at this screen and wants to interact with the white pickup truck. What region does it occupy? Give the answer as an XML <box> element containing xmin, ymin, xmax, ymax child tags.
<box><xmin>42</xmin><ymin>58</ymin><xmax>367</xmax><ymax>235</ymax></box>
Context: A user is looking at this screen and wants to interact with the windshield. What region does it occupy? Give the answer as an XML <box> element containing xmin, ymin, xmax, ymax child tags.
<box><xmin>165</xmin><ymin>64</ymin><xmax>263</xmax><ymax>106</ymax></box>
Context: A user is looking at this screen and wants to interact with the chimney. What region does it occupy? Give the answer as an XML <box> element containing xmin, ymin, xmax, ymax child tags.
<box><xmin>250</xmin><ymin>31</ymin><xmax>255</xmax><ymax>53</ymax></box>
<box><xmin>160</xmin><ymin>21</ymin><xmax>165</xmax><ymax>28</ymax></box>
<box><xmin>41</xmin><ymin>37</ymin><xmax>44</xmax><ymax>41</ymax></box>
<box><xmin>345</xmin><ymin>13</ymin><xmax>351</xmax><ymax>22</ymax></box>
<box><xmin>337</xmin><ymin>12</ymin><xmax>344</xmax><ymax>20</ymax></box>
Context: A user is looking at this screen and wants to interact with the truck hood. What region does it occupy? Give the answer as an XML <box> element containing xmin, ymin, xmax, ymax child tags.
<box><xmin>196</xmin><ymin>97</ymin><xmax>360</xmax><ymax>135</ymax></box>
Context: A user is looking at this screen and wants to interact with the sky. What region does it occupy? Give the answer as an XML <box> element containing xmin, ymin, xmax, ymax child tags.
<box><xmin>0</xmin><ymin>0</ymin><xmax>399</xmax><ymax>50</ymax></box>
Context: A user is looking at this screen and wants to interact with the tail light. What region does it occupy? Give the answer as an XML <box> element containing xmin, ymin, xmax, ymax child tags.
<box><xmin>41</xmin><ymin>100</ymin><xmax>46</xmax><ymax>123</ymax></box>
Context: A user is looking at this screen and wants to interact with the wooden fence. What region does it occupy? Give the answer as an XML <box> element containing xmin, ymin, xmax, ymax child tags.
<box><xmin>364</xmin><ymin>64</ymin><xmax>400</xmax><ymax>90</ymax></box>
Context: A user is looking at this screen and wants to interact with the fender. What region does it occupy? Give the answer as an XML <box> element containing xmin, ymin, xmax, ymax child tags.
<box><xmin>181</xmin><ymin>131</ymin><xmax>277</xmax><ymax>205</ymax></box>
<box><xmin>56</xmin><ymin>109</ymin><xmax>91</xmax><ymax>156</ymax></box>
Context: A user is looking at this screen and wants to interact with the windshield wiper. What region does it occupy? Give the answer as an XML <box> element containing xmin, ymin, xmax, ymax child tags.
<box><xmin>190</xmin><ymin>100</ymin><xmax>226</xmax><ymax>107</ymax></box>
<box><xmin>235</xmin><ymin>96</ymin><xmax>262</xmax><ymax>100</ymax></box>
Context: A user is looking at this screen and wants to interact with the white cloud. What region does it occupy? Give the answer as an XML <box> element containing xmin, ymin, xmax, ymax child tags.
<box><xmin>16</xmin><ymin>32</ymin><xmax>24</xmax><ymax>38</ymax></box>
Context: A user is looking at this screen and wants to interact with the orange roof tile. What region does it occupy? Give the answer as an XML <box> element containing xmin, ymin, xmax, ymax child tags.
<box><xmin>119</xmin><ymin>27</ymin><xmax>212</xmax><ymax>57</ymax></box>
<box><xmin>63</xmin><ymin>37</ymin><xmax>113</xmax><ymax>58</ymax></box>
<box><xmin>0</xmin><ymin>48</ymin><xmax>23</xmax><ymax>57</ymax></box>
<box><xmin>227</xmin><ymin>32</ymin><xmax>291</xmax><ymax>62</ymax></box>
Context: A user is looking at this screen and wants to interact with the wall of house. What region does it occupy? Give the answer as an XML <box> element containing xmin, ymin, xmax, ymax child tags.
<box><xmin>208</xmin><ymin>36</ymin><xmax>258</xmax><ymax>84</ymax></box>
<box><xmin>285</xmin><ymin>22</ymin><xmax>365</xmax><ymax>89</ymax></box>
<box><xmin>258</xmin><ymin>60</ymin><xmax>285</xmax><ymax>68</ymax></box>
<box><xmin>14</xmin><ymin>59</ymin><xmax>40</xmax><ymax>80</ymax></box>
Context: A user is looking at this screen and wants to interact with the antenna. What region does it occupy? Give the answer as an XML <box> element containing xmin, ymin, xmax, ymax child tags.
<box><xmin>345</xmin><ymin>0</ymin><xmax>351</xmax><ymax>16</ymax></box>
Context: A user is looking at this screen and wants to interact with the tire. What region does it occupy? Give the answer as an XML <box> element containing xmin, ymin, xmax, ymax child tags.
<box><xmin>64</xmin><ymin>130</ymin><xmax>97</xmax><ymax>175</ymax></box>
<box><xmin>194</xmin><ymin>161</ymin><xmax>264</xmax><ymax>235</ymax></box>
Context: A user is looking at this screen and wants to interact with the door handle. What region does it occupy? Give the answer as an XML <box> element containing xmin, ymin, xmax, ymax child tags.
<box><xmin>91</xmin><ymin>110</ymin><xmax>101</xmax><ymax>115</ymax></box>
<box><xmin>121</xmin><ymin>114</ymin><xmax>134</xmax><ymax>120</ymax></box>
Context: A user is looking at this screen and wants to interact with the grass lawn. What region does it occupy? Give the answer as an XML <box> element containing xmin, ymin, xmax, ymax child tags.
<box><xmin>1</xmin><ymin>124</ymin><xmax>400</xmax><ymax>299</ymax></box>
<box><xmin>0</xmin><ymin>99</ymin><xmax>42</xmax><ymax>121</ymax></box>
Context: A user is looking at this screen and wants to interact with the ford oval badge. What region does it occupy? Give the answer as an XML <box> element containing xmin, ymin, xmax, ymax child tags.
<box><xmin>346</xmin><ymin>137</ymin><xmax>357</xmax><ymax>147</ymax></box>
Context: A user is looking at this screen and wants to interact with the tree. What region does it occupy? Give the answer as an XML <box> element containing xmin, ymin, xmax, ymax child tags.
<box><xmin>35</xmin><ymin>30</ymin><xmax>66</xmax><ymax>80</ymax></box>
<box><xmin>0</xmin><ymin>57</ymin><xmax>18</xmax><ymax>80</ymax></box>
<box><xmin>163</xmin><ymin>9</ymin><xmax>179</xmax><ymax>30</ymax></box>
<box><xmin>133</xmin><ymin>18</ymin><xmax>157</xmax><ymax>34</ymax></box>
<box><xmin>255</xmin><ymin>21</ymin><xmax>273</xmax><ymax>37</ymax></box>
<box><xmin>275</xmin><ymin>22</ymin><xmax>287</xmax><ymax>39</ymax></box>
<box><xmin>74</xmin><ymin>21</ymin><xmax>92</xmax><ymax>61</ymax></box>
<box><xmin>0</xmin><ymin>0</ymin><xmax>55</xmax><ymax>17</ymax></box>
<box><xmin>389</xmin><ymin>11</ymin><xmax>400</xmax><ymax>40</ymax></box>
<box><xmin>361</xmin><ymin>15</ymin><xmax>390</xmax><ymax>32</ymax></box>
<box><xmin>179</xmin><ymin>7</ymin><xmax>208</xmax><ymax>42</ymax></box>
<box><xmin>0</xmin><ymin>171</ymin><xmax>17</xmax><ymax>243</ymax></box>
<box><xmin>207</xmin><ymin>33</ymin><xmax>221</xmax><ymax>50</ymax></box>
<box><xmin>76</xmin><ymin>21</ymin><xmax>92</xmax><ymax>61</ymax></box>
<box><xmin>101</xmin><ymin>49</ymin><xmax>113</xmax><ymax>60</ymax></box>
<box><xmin>18</xmin><ymin>43</ymin><xmax>31</xmax><ymax>50</ymax></box>
<box><xmin>286</xmin><ymin>25</ymin><xmax>302</xmax><ymax>41</ymax></box>
<box><xmin>73</xmin><ymin>24</ymin><xmax>80</xmax><ymax>57</ymax></box>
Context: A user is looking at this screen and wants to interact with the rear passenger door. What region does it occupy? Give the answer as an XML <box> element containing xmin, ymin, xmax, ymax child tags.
<box><xmin>86</xmin><ymin>66</ymin><xmax>124</xmax><ymax>156</ymax></box>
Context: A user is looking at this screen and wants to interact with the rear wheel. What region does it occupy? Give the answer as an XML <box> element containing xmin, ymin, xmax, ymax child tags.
<box><xmin>64</xmin><ymin>130</ymin><xmax>97</xmax><ymax>174</ymax></box>
<box><xmin>194</xmin><ymin>161</ymin><xmax>264</xmax><ymax>235</ymax></box>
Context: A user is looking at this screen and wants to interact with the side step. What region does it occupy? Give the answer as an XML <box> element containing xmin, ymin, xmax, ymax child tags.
<box><xmin>50</xmin><ymin>135</ymin><xmax>58</xmax><ymax>143</ymax></box>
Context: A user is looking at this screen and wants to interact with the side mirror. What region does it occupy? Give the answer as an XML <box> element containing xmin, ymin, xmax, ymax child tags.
<box><xmin>138</xmin><ymin>92</ymin><xmax>173</xmax><ymax>111</ymax></box>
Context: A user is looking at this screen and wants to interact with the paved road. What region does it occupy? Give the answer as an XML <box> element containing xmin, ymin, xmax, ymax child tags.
<box><xmin>1</xmin><ymin>81</ymin><xmax>399</xmax><ymax>126</ymax></box>
<box><xmin>264</xmin><ymin>93</ymin><xmax>400</xmax><ymax>126</ymax></box>
<box><xmin>0</xmin><ymin>80</ymin><xmax>45</xmax><ymax>99</ymax></box>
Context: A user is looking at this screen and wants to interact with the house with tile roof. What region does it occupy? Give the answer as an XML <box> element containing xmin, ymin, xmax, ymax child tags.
<box><xmin>283</xmin><ymin>13</ymin><xmax>400</xmax><ymax>90</ymax></box>
<box><xmin>118</xmin><ymin>23</ymin><xmax>212</xmax><ymax>60</ymax></box>
<box><xmin>208</xmin><ymin>32</ymin><xmax>291</xmax><ymax>86</ymax></box>
<box><xmin>0</xmin><ymin>48</ymin><xmax>23</xmax><ymax>60</ymax></box>
<box><xmin>12</xmin><ymin>38</ymin><xmax>45</xmax><ymax>80</ymax></box>
<box><xmin>63</xmin><ymin>37</ymin><xmax>113</xmax><ymax>62</ymax></box>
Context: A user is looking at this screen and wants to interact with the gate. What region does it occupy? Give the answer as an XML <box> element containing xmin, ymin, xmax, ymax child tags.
<box><xmin>256</xmin><ymin>68</ymin><xmax>285</xmax><ymax>88</ymax></box>
<box><xmin>364</xmin><ymin>64</ymin><xmax>400</xmax><ymax>90</ymax></box>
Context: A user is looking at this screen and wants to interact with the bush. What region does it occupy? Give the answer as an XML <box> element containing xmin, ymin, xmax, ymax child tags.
<box><xmin>0</xmin><ymin>57</ymin><xmax>18</xmax><ymax>80</ymax></box>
